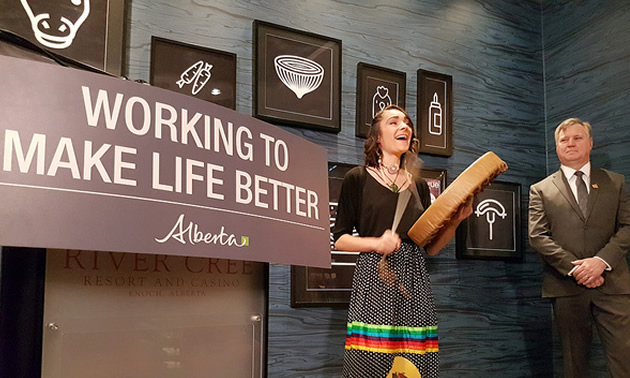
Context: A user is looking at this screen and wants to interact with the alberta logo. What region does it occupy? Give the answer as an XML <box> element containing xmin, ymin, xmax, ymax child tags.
<box><xmin>155</xmin><ymin>213</ymin><xmax>249</xmax><ymax>247</ymax></box>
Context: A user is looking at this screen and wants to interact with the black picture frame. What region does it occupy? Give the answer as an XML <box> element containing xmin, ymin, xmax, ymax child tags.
<box><xmin>456</xmin><ymin>181</ymin><xmax>523</xmax><ymax>261</ymax></box>
<box><xmin>291</xmin><ymin>162</ymin><xmax>357</xmax><ymax>307</ymax></box>
<box><xmin>417</xmin><ymin>69</ymin><xmax>453</xmax><ymax>156</ymax></box>
<box><xmin>150</xmin><ymin>37</ymin><xmax>237</xmax><ymax>110</ymax></box>
<box><xmin>422</xmin><ymin>167</ymin><xmax>447</xmax><ymax>204</ymax></box>
<box><xmin>253</xmin><ymin>20</ymin><xmax>341</xmax><ymax>133</ymax></box>
<box><xmin>0</xmin><ymin>0</ymin><xmax>126</xmax><ymax>75</ymax></box>
<box><xmin>355</xmin><ymin>63</ymin><xmax>406</xmax><ymax>138</ymax></box>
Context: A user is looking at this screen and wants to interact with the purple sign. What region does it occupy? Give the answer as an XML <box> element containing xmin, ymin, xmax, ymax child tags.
<box><xmin>0</xmin><ymin>55</ymin><xmax>331</xmax><ymax>268</ymax></box>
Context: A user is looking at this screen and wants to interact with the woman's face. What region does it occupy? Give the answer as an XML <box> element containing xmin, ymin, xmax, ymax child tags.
<box><xmin>377</xmin><ymin>109</ymin><xmax>413</xmax><ymax>157</ymax></box>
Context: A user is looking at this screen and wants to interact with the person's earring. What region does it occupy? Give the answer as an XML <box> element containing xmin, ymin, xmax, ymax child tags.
<box><xmin>410</xmin><ymin>138</ymin><xmax>419</xmax><ymax>152</ymax></box>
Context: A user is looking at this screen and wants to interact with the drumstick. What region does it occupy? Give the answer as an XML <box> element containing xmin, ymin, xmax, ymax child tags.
<box><xmin>379</xmin><ymin>188</ymin><xmax>412</xmax><ymax>298</ymax></box>
<box><xmin>391</xmin><ymin>189</ymin><xmax>411</xmax><ymax>233</ymax></box>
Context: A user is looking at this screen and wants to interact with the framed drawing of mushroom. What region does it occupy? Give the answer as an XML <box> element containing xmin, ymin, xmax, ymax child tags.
<box><xmin>0</xmin><ymin>0</ymin><xmax>126</xmax><ymax>75</ymax></box>
<box><xmin>150</xmin><ymin>37</ymin><xmax>237</xmax><ymax>110</ymax></box>
<box><xmin>355</xmin><ymin>63</ymin><xmax>406</xmax><ymax>138</ymax></box>
<box><xmin>253</xmin><ymin>20</ymin><xmax>341</xmax><ymax>133</ymax></box>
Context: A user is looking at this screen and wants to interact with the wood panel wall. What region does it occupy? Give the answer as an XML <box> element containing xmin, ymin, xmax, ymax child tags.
<box><xmin>124</xmin><ymin>0</ymin><xmax>630</xmax><ymax>376</ymax></box>
<box><xmin>542</xmin><ymin>1</ymin><xmax>630</xmax><ymax>376</ymax></box>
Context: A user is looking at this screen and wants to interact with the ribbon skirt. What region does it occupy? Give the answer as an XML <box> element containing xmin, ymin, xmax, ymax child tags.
<box><xmin>342</xmin><ymin>242</ymin><xmax>439</xmax><ymax>377</ymax></box>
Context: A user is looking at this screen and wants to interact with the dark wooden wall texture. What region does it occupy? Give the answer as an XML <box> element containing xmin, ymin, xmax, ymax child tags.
<box><xmin>125</xmin><ymin>0</ymin><xmax>630</xmax><ymax>376</ymax></box>
<box><xmin>541</xmin><ymin>2</ymin><xmax>630</xmax><ymax>376</ymax></box>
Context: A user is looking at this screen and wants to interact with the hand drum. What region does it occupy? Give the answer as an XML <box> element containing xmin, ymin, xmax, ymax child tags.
<box><xmin>408</xmin><ymin>151</ymin><xmax>508</xmax><ymax>247</ymax></box>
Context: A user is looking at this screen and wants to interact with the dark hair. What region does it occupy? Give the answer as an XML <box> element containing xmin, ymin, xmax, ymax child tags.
<box><xmin>364</xmin><ymin>105</ymin><xmax>419</xmax><ymax>169</ymax></box>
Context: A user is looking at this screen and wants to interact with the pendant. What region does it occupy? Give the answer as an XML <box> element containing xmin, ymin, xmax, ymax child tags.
<box><xmin>390</xmin><ymin>183</ymin><xmax>399</xmax><ymax>193</ymax></box>
<box><xmin>384</xmin><ymin>165</ymin><xmax>399</xmax><ymax>175</ymax></box>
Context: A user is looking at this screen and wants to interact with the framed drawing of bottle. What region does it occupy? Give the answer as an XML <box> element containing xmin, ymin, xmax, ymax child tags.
<box><xmin>417</xmin><ymin>69</ymin><xmax>453</xmax><ymax>156</ymax></box>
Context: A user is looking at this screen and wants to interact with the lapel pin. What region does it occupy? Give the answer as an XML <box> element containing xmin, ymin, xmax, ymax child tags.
<box><xmin>592</xmin><ymin>184</ymin><xmax>598</xmax><ymax>189</ymax></box>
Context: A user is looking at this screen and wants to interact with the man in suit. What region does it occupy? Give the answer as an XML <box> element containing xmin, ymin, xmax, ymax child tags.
<box><xmin>529</xmin><ymin>118</ymin><xmax>630</xmax><ymax>378</ymax></box>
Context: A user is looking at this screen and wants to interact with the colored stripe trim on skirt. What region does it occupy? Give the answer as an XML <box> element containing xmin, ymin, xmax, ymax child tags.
<box><xmin>345</xmin><ymin>321</ymin><xmax>438</xmax><ymax>354</ymax></box>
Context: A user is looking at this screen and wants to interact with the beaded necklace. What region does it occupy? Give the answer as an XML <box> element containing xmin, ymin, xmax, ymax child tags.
<box><xmin>373</xmin><ymin>166</ymin><xmax>405</xmax><ymax>193</ymax></box>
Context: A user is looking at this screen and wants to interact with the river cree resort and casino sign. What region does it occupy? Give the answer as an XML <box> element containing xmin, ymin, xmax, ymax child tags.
<box><xmin>0</xmin><ymin>55</ymin><xmax>330</xmax><ymax>268</ymax></box>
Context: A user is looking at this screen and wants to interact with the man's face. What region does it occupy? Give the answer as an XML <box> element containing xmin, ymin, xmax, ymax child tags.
<box><xmin>556</xmin><ymin>123</ymin><xmax>593</xmax><ymax>169</ymax></box>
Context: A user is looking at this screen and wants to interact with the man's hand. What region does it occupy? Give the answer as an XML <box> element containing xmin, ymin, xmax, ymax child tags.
<box><xmin>584</xmin><ymin>275</ymin><xmax>605</xmax><ymax>288</ymax></box>
<box><xmin>571</xmin><ymin>257</ymin><xmax>607</xmax><ymax>287</ymax></box>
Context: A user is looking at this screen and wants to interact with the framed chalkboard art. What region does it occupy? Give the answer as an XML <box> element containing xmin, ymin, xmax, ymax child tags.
<box><xmin>291</xmin><ymin>162</ymin><xmax>357</xmax><ymax>307</ymax></box>
<box><xmin>0</xmin><ymin>0</ymin><xmax>125</xmax><ymax>74</ymax></box>
<box><xmin>355</xmin><ymin>63</ymin><xmax>406</xmax><ymax>138</ymax></box>
<box><xmin>456</xmin><ymin>181</ymin><xmax>522</xmax><ymax>261</ymax></box>
<box><xmin>253</xmin><ymin>20</ymin><xmax>341</xmax><ymax>132</ymax></box>
<box><xmin>417</xmin><ymin>69</ymin><xmax>453</xmax><ymax>156</ymax></box>
<box><xmin>150</xmin><ymin>37</ymin><xmax>237</xmax><ymax>109</ymax></box>
<box><xmin>422</xmin><ymin>167</ymin><xmax>447</xmax><ymax>204</ymax></box>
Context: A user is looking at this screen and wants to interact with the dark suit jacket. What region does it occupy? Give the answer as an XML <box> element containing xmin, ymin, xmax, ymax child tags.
<box><xmin>529</xmin><ymin>167</ymin><xmax>630</xmax><ymax>298</ymax></box>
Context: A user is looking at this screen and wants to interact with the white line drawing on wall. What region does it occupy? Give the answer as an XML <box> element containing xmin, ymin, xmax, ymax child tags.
<box><xmin>329</xmin><ymin>200</ymin><xmax>359</xmax><ymax>266</ymax></box>
<box><xmin>177</xmin><ymin>61</ymin><xmax>203</xmax><ymax>88</ymax></box>
<box><xmin>475</xmin><ymin>199</ymin><xmax>507</xmax><ymax>240</ymax></box>
<box><xmin>274</xmin><ymin>55</ymin><xmax>324</xmax><ymax>99</ymax></box>
<box><xmin>428</xmin><ymin>92</ymin><xmax>443</xmax><ymax>136</ymax></box>
<box><xmin>329</xmin><ymin>201</ymin><xmax>338</xmax><ymax>250</ymax></box>
<box><xmin>192</xmin><ymin>63</ymin><xmax>213</xmax><ymax>95</ymax></box>
<box><xmin>20</xmin><ymin>0</ymin><xmax>90</xmax><ymax>49</ymax></box>
<box><xmin>176</xmin><ymin>61</ymin><xmax>214</xmax><ymax>96</ymax></box>
<box><xmin>372</xmin><ymin>86</ymin><xmax>392</xmax><ymax>118</ymax></box>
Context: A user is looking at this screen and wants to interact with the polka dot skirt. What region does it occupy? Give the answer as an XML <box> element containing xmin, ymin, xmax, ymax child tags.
<box><xmin>342</xmin><ymin>242</ymin><xmax>439</xmax><ymax>378</ymax></box>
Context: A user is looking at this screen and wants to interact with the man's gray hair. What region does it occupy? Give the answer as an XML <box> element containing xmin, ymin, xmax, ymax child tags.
<box><xmin>554</xmin><ymin>118</ymin><xmax>592</xmax><ymax>143</ymax></box>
